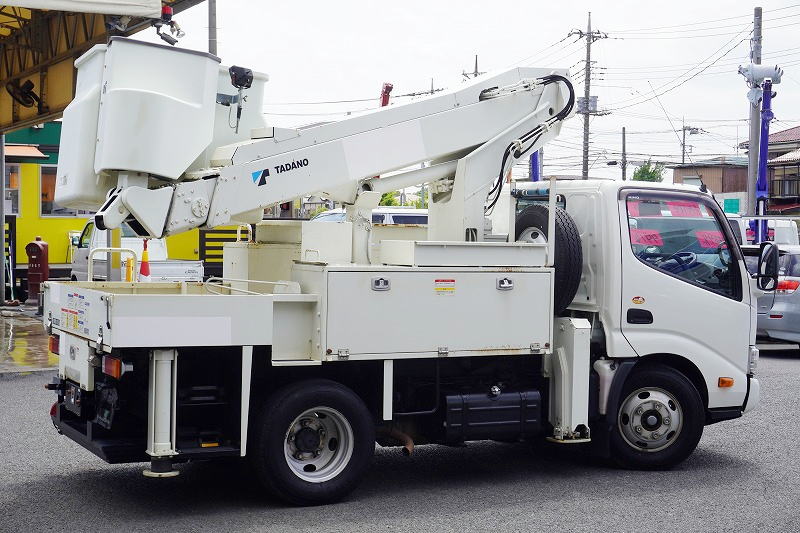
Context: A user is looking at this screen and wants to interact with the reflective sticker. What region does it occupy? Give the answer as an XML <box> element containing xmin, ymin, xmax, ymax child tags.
<box><xmin>695</xmin><ymin>230</ymin><xmax>725</xmax><ymax>249</ymax></box>
<box><xmin>630</xmin><ymin>228</ymin><xmax>663</xmax><ymax>246</ymax></box>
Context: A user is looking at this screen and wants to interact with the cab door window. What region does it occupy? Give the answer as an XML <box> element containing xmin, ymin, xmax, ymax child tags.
<box><xmin>626</xmin><ymin>193</ymin><xmax>741</xmax><ymax>300</ymax></box>
<box><xmin>79</xmin><ymin>223</ymin><xmax>94</xmax><ymax>248</ymax></box>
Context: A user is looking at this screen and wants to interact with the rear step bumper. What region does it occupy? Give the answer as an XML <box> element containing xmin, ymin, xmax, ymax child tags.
<box><xmin>52</xmin><ymin>404</ymin><xmax>148</xmax><ymax>464</ymax></box>
<box><xmin>52</xmin><ymin>404</ymin><xmax>241</xmax><ymax>463</ymax></box>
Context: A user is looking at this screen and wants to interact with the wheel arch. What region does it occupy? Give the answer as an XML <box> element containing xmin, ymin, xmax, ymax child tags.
<box><xmin>249</xmin><ymin>353</ymin><xmax>384</xmax><ymax>422</ymax></box>
<box><xmin>632</xmin><ymin>353</ymin><xmax>709</xmax><ymax>410</ymax></box>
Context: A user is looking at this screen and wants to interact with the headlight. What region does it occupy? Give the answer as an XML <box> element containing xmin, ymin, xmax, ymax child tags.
<box><xmin>748</xmin><ymin>346</ymin><xmax>759</xmax><ymax>375</ymax></box>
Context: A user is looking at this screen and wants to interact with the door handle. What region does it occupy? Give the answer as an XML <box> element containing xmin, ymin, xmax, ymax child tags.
<box><xmin>627</xmin><ymin>308</ymin><xmax>653</xmax><ymax>324</ymax></box>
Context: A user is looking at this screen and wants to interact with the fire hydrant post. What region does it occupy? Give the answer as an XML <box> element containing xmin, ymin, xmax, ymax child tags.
<box><xmin>25</xmin><ymin>236</ymin><xmax>49</xmax><ymax>306</ymax></box>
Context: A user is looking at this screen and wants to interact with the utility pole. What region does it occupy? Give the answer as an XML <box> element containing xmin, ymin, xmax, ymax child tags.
<box><xmin>208</xmin><ymin>0</ymin><xmax>217</xmax><ymax>55</ymax></box>
<box><xmin>621</xmin><ymin>127</ymin><xmax>627</xmax><ymax>180</ymax></box>
<box><xmin>680</xmin><ymin>119</ymin><xmax>701</xmax><ymax>165</ymax></box>
<box><xmin>739</xmin><ymin>7</ymin><xmax>782</xmax><ymax>237</ymax></box>
<box><xmin>682</xmin><ymin>118</ymin><xmax>687</xmax><ymax>164</ymax></box>
<box><xmin>462</xmin><ymin>55</ymin><xmax>485</xmax><ymax>80</ymax></box>
<box><xmin>746</xmin><ymin>7</ymin><xmax>762</xmax><ymax>216</ymax></box>
<box><xmin>569</xmin><ymin>13</ymin><xmax>607</xmax><ymax>179</ymax></box>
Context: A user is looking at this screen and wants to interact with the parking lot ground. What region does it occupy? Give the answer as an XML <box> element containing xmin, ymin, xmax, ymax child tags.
<box><xmin>1</xmin><ymin>351</ymin><xmax>798</xmax><ymax>533</ymax></box>
<box><xmin>0</xmin><ymin>310</ymin><xmax>53</xmax><ymax>374</ymax></box>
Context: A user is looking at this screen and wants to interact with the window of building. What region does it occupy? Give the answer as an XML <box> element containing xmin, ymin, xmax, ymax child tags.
<box><xmin>41</xmin><ymin>165</ymin><xmax>76</xmax><ymax>216</ymax></box>
<box><xmin>4</xmin><ymin>163</ymin><xmax>19</xmax><ymax>215</ymax></box>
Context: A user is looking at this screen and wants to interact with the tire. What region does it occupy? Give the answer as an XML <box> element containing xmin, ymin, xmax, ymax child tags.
<box><xmin>515</xmin><ymin>203</ymin><xmax>582</xmax><ymax>314</ymax></box>
<box><xmin>250</xmin><ymin>379</ymin><xmax>375</xmax><ymax>505</ymax></box>
<box><xmin>610</xmin><ymin>364</ymin><xmax>704</xmax><ymax>470</ymax></box>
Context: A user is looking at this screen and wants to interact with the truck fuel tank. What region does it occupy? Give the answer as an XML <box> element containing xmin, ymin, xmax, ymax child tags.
<box><xmin>445</xmin><ymin>389</ymin><xmax>542</xmax><ymax>443</ymax></box>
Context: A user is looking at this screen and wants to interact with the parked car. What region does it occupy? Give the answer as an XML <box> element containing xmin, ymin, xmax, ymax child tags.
<box><xmin>71</xmin><ymin>221</ymin><xmax>204</xmax><ymax>282</ymax></box>
<box><xmin>743</xmin><ymin>244</ymin><xmax>800</xmax><ymax>343</ymax></box>
<box><xmin>311</xmin><ymin>207</ymin><xmax>428</xmax><ymax>224</ymax></box>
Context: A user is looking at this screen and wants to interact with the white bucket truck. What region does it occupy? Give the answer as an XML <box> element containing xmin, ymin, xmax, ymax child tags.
<box><xmin>43</xmin><ymin>38</ymin><xmax>777</xmax><ymax>505</ymax></box>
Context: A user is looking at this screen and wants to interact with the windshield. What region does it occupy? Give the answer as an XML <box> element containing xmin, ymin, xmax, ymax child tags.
<box><xmin>120</xmin><ymin>222</ymin><xmax>139</xmax><ymax>238</ymax></box>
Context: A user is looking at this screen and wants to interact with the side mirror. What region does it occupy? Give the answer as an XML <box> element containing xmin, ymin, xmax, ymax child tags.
<box><xmin>71</xmin><ymin>236</ymin><xmax>80</xmax><ymax>247</ymax></box>
<box><xmin>756</xmin><ymin>241</ymin><xmax>779</xmax><ymax>291</ymax></box>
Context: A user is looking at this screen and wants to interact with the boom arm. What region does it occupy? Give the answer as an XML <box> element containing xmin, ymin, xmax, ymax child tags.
<box><xmin>60</xmin><ymin>39</ymin><xmax>573</xmax><ymax>241</ymax></box>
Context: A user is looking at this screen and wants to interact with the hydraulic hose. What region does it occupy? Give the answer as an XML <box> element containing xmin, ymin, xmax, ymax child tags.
<box><xmin>485</xmin><ymin>75</ymin><xmax>575</xmax><ymax>213</ymax></box>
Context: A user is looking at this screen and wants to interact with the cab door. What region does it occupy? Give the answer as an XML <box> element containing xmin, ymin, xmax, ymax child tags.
<box><xmin>619</xmin><ymin>189</ymin><xmax>752</xmax><ymax>408</ymax></box>
<box><xmin>70</xmin><ymin>223</ymin><xmax>93</xmax><ymax>281</ymax></box>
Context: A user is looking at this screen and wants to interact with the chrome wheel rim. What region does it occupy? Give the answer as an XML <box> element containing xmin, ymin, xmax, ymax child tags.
<box><xmin>284</xmin><ymin>406</ymin><xmax>354</xmax><ymax>483</ymax></box>
<box><xmin>518</xmin><ymin>226</ymin><xmax>547</xmax><ymax>244</ymax></box>
<box><xmin>618</xmin><ymin>387</ymin><xmax>683</xmax><ymax>452</ymax></box>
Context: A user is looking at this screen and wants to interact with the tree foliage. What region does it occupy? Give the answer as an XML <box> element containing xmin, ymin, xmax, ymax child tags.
<box><xmin>632</xmin><ymin>159</ymin><xmax>665</xmax><ymax>182</ymax></box>
<box><xmin>379</xmin><ymin>191</ymin><xmax>399</xmax><ymax>206</ymax></box>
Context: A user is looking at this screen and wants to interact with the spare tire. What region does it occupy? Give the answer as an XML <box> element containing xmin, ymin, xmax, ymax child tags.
<box><xmin>515</xmin><ymin>203</ymin><xmax>582</xmax><ymax>314</ymax></box>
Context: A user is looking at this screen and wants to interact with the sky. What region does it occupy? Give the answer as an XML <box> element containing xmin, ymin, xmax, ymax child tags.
<box><xmin>136</xmin><ymin>0</ymin><xmax>800</xmax><ymax>180</ymax></box>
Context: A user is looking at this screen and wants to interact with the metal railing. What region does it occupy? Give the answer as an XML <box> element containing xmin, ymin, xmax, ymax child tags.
<box><xmin>87</xmin><ymin>247</ymin><xmax>138</xmax><ymax>281</ymax></box>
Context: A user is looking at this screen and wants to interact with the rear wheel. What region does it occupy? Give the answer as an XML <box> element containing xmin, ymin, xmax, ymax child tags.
<box><xmin>515</xmin><ymin>203</ymin><xmax>582</xmax><ymax>313</ymax></box>
<box><xmin>610</xmin><ymin>364</ymin><xmax>704</xmax><ymax>469</ymax></box>
<box><xmin>250</xmin><ymin>379</ymin><xmax>375</xmax><ymax>505</ymax></box>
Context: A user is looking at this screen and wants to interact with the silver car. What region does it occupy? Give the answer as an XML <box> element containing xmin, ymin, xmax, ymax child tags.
<box><xmin>744</xmin><ymin>244</ymin><xmax>800</xmax><ymax>343</ymax></box>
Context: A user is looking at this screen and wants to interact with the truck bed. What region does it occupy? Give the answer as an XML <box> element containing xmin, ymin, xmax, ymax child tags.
<box><xmin>43</xmin><ymin>281</ymin><xmax>309</xmax><ymax>350</ymax></box>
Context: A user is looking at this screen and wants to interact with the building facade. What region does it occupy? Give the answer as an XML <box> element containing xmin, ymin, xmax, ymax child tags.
<box><xmin>671</xmin><ymin>157</ymin><xmax>750</xmax><ymax>214</ymax></box>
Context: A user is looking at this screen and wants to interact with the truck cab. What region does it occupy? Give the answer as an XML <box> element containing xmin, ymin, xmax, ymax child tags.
<box><xmin>557</xmin><ymin>180</ymin><xmax>758</xmax><ymax>420</ymax></box>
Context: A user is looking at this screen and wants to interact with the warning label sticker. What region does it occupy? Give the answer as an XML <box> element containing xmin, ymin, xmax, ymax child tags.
<box><xmin>435</xmin><ymin>279</ymin><xmax>455</xmax><ymax>296</ymax></box>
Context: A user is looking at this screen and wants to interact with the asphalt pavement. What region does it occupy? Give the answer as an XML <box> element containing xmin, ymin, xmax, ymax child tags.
<box><xmin>1</xmin><ymin>352</ymin><xmax>798</xmax><ymax>533</ymax></box>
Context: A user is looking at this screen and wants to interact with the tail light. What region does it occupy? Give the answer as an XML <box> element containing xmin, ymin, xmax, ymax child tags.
<box><xmin>48</xmin><ymin>334</ymin><xmax>60</xmax><ymax>355</ymax></box>
<box><xmin>102</xmin><ymin>356</ymin><xmax>132</xmax><ymax>379</ymax></box>
<box><xmin>776</xmin><ymin>279</ymin><xmax>799</xmax><ymax>294</ymax></box>
<box><xmin>50</xmin><ymin>402</ymin><xmax>58</xmax><ymax>417</ymax></box>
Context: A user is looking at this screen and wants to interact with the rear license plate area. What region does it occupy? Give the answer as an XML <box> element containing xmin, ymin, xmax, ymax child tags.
<box><xmin>64</xmin><ymin>381</ymin><xmax>84</xmax><ymax>416</ymax></box>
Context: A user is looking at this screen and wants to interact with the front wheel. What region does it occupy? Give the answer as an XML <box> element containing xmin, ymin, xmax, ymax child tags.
<box><xmin>250</xmin><ymin>379</ymin><xmax>375</xmax><ymax>505</ymax></box>
<box><xmin>610</xmin><ymin>364</ymin><xmax>704</xmax><ymax>470</ymax></box>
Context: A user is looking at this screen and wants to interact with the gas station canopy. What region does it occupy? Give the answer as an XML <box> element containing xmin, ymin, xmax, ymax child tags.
<box><xmin>0</xmin><ymin>0</ymin><xmax>202</xmax><ymax>133</ymax></box>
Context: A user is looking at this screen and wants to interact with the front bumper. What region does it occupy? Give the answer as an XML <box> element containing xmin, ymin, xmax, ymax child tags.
<box><xmin>744</xmin><ymin>375</ymin><xmax>761</xmax><ymax>414</ymax></box>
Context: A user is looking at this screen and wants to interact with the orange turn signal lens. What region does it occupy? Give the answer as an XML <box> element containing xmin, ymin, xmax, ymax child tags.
<box><xmin>102</xmin><ymin>356</ymin><xmax>123</xmax><ymax>379</ymax></box>
<box><xmin>718</xmin><ymin>377</ymin><xmax>734</xmax><ymax>388</ymax></box>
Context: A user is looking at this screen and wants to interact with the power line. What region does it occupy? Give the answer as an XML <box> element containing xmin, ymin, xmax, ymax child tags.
<box><xmin>504</xmin><ymin>34</ymin><xmax>580</xmax><ymax>68</ymax></box>
<box><xmin>603</xmin><ymin>4</ymin><xmax>799</xmax><ymax>33</ymax></box>
<box><xmin>264</xmin><ymin>97</ymin><xmax>381</xmax><ymax>106</ymax></box>
<box><xmin>599</xmin><ymin>45</ymin><xmax>800</xmax><ymax>71</ymax></box>
<box><xmin>607</xmin><ymin>27</ymin><xmax>752</xmax><ymax>111</ymax></box>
